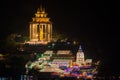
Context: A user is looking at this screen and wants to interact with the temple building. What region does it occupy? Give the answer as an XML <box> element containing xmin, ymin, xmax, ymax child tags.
<box><xmin>51</xmin><ymin>50</ymin><xmax>74</xmax><ymax>67</ymax></box>
<box><xmin>29</xmin><ymin>6</ymin><xmax>52</xmax><ymax>44</ymax></box>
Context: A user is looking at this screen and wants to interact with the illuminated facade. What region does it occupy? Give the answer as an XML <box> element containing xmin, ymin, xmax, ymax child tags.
<box><xmin>76</xmin><ymin>45</ymin><xmax>85</xmax><ymax>65</ymax></box>
<box><xmin>52</xmin><ymin>59</ymin><xmax>72</xmax><ymax>67</ymax></box>
<box><xmin>29</xmin><ymin>6</ymin><xmax>52</xmax><ymax>44</ymax></box>
<box><xmin>51</xmin><ymin>50</ymin><xmax>74</xmax><ymax>67</ymax></box>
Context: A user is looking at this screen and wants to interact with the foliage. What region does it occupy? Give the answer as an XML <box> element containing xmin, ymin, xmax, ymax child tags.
<box><xmin>52</xmin><ymin>30</ymin><xmax>67</xmax><ymax>41</ymax></box>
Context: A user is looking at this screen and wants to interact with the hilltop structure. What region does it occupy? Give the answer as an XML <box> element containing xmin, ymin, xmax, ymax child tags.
<box><xmin>29</xmin><ymin>6</ymin><xmax>52</xmax><ymax>44</ymax></box>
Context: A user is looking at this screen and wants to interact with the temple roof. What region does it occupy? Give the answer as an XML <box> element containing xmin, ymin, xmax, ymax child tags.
<box><xmin>78</xmin><ymin>45</ymin><xmax>83</xmax><ymax>52</ymax></box>
<box><xmin>35</xmin><ymin>6</ymin><xmax>47</xmax><ymax>18</ymax></box>
<box><xmin>31</xmin><ymin>6</ymin><xmax>51</xmax><ymax>23</ymax></box>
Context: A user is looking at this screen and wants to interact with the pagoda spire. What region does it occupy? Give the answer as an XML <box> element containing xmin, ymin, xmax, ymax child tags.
<box><xmin>43</xmin><ymin>7</ymin><xmax>45</xmax><ymax>12</ymax></box>
<box><xmin>39</xmin><ymin>4</ymin><xmax>45</xmax><ymax>12</ymax></box>
<box><xmin>78</xmin><ymin>45</ymin><xmax>83</xmax><ymax>52</ymax></box>
<box><xmin>40</xmin><ymin>5</ymin><xmax>43</xmax><ymax>11</ymax></box>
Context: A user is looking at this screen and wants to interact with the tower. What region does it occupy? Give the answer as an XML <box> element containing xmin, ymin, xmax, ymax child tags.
<box><xmin>76</xmin><ymin>45</ymin><xmax>85</xmax><ymax>65</ymax></box>
<box><xmin>29</xmin><ymin>6</ymin><xmax>52</xmax><ymax>44</ymax></box>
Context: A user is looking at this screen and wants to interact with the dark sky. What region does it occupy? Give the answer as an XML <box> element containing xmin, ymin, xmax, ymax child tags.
<box><xmin>0</xmin><ymin>0</ymin><xmax>120</xmax><ymax>75</ymax></box>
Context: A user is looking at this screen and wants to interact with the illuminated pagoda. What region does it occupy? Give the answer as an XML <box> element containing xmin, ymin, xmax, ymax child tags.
<box><xmin>29</xmin><ymin>6</ymin><xmax>52</xmax><ymax>44</ymax></box>
<box><xmin>76</xmin><ymin>45</ymin><xmax>85</xmax><ymax>65</ymax></box>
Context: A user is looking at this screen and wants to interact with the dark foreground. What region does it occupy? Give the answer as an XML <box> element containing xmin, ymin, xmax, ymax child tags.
<box><xmin>0</xmin><ymin>74</ymin><xmax>120</xmax><ymax>80</ymax></box>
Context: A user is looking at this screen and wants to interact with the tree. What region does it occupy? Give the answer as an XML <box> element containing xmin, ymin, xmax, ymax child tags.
<box><xmin>6</xmin><ymin>34</ymin><xmax>17</xmax><ymax>48</ymax></box>
<box><xmin>52</xmin><ymin>30</ymin><xmax>67</xmax><ymax>42</ymax></box>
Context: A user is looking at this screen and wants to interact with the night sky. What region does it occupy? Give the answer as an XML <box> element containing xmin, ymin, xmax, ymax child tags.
<box><xmin>0</xmin><ymin>0</ymin><xmax>120</xmax><ymax>76</ymax></box>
